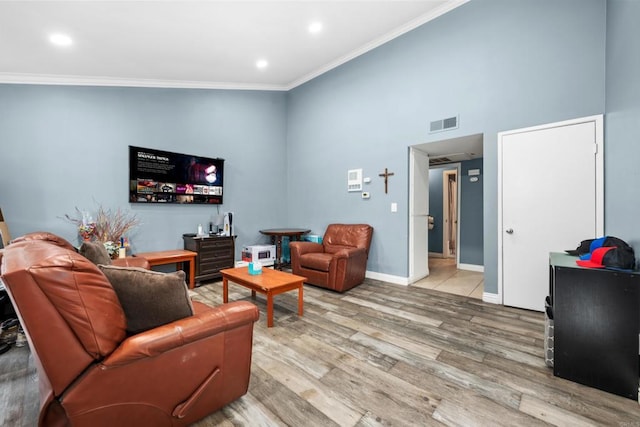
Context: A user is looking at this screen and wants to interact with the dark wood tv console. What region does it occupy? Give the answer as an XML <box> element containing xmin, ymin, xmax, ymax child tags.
<box><xmin>183</xmin><ymin>234</ymin><xmax>235</xmax><ymax>285</ymax></box>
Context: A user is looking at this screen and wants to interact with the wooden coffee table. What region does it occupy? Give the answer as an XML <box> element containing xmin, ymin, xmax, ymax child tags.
<box><xmin>220</xmin><ymin>267</ymin><xmax>306</xmax><ymax>327</ymax></box>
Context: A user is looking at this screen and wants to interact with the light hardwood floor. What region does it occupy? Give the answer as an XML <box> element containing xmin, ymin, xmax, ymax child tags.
<box><xmin>1</xmin><ymin>278</ymin><xmax>639</xmax><ymax>426</ymax></box>
<box><xmin>414</xmin><ymin>258</ymin><xmax>484</xmax><ymax>299</ymax></box>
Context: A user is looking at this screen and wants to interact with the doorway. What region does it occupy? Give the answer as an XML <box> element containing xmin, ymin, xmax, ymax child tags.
<box><xmin>409</xmin><ymin>133</ymin><xmax>483</xmax><ymax>285</ymax></box>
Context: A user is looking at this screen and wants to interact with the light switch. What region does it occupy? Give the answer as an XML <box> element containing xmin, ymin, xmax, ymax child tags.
<box><xmin>391</xmin><ymin>202</ymin><xmax>398</xmax><ymax>213</ymax></box>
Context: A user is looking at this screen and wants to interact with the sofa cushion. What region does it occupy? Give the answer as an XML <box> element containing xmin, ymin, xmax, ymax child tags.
<box><xmin>299</xmin><ymin>252</ymin><xmax>333</xmax><ymax>272</ymax></box>
<box><xmin>99</xmin><ymin>265</ymin><xmax>194</xmax><ymax>334</ymax></box>
<box><xmin>79</xmin><ymin>241</ymin><xmax>112</xmax><ymax>266</ymax></box>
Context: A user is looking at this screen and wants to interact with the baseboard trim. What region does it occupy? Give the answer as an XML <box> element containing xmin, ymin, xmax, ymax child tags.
<box><xmin>458</xmin><ymin>263</ymin><xmax>484</xmax><ymax>273</ymax></box>
<box><xmin>428</xmin><ymin>252</ymin><xmax>445</xmax><ymax>258</ymax></box>
<box><xmin>483</xmin><ymin>292</ymin><xmax>500</xmax><ymax>305</ymax></box>
<box><xmin>366</xmin><ymin>271</ymin><xmax>409</xmax><ymax>286</ymax></box>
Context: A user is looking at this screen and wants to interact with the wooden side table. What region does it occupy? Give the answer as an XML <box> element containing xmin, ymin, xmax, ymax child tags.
<box><xmin>259</xmin><ymin>228</ymin><xmax>310</xmax><ymax>270</ymax></box>
<box><xmin>134</xmin><ymin>249</ymin><xmax>198</xmax><ymax>289</ymax></box>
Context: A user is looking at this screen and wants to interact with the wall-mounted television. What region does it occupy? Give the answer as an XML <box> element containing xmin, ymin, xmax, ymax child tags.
<box><xmin>129</xmin><ymin>146</ymin><xmax>224</xmax><ymax>204</ymax></box>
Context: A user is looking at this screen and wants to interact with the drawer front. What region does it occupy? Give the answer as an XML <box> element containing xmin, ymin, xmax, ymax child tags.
<box><xmin>200</xmin><ymin>258</ymin><xmax>234</xmax><ymax>274</ymax></box>
<box><xmin>200</xmin><ymin>247</ymin><xmax>233</xmax><ymax>261</ymax></box>
<box><xmin>199</xmin><ymin>238</ymin><xmax>233</xmax><ymax>250</ymax></box>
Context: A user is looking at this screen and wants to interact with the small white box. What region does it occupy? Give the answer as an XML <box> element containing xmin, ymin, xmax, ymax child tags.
<box><xmin>241</xmin><ymin>245</ymin><xmax>276</xmax><ymax>266</ymax></box>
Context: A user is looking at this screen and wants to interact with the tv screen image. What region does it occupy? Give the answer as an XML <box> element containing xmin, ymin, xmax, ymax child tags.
<box><xmin>129</xmin><ymin>146</ymin><xmax>224</xmax><ymax>204</ymax></box>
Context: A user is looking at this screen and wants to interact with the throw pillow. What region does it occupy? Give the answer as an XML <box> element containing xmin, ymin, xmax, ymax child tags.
<box><xmin>79</xmin><ymin>241</ymin><xmax>112</xmax><ymax>266</ymax></box>
<box><xmin>98</xmin><ymin>265</ymin><xmax>194</xmax><ymax>334</ymax></box>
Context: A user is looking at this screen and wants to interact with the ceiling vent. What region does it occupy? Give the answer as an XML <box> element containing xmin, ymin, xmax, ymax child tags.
<box><xmin>429</xmin><ymin>115</ymin><xmax>459</xmax><ymax>133</ymax></box>
<box><xmin>429</xmin><ymin>157</ymin><xmax>452</xmax><ymax>165</ymax></box>
<box><xmin>429</xmin><ymin>152</ymin><xmax>475</xmax><ymax>166</ymax></box>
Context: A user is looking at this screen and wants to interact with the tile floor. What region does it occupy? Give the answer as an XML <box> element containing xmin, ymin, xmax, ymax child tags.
<box><xmin>411</xmin><ymin>257</ymin><xmax>484</xmax><ymax>299</ymax></box>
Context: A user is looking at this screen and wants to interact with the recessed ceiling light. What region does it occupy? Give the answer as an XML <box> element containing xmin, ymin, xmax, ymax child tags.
<box><xmin>256</xmin><ymin>59</ymin><xmax>268</xmax><ymax>70</ymax></box>
<box><xmin>49</xmin><ymin>33</ymin><xmax>73</xmax><ymax>47</ymax></box>
<box><xmin>308</xmin><ymin>22</ymin><xmax>323</xmax><ymax>34</ymax></box>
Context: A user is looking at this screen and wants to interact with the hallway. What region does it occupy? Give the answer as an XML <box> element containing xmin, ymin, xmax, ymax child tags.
<box><xmin>411</xmin><ymin>258</ymin><xmax>484</xmax><ymax>299</ymax></box>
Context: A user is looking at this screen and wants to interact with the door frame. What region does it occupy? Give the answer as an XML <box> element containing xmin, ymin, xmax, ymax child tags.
<box><xmin>442</xmin><ymin>167</ymin><xmax>461</xmax><ymax>264</ymax></box>
<box><xmin>497</xmin><ymin>115</ymin><xmax>604</xmax><ymax>305</ymax></box>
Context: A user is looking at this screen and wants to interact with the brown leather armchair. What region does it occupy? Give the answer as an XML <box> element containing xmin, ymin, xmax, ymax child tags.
<box><xmin>0</xmin><ymin>232</ymin><xmax>259</xmax><ymax>427</ymax></box>
<box><xmin>290</xmin><ymin>224</ymin><xmax>373</xmax><ymax>292</ymax></box>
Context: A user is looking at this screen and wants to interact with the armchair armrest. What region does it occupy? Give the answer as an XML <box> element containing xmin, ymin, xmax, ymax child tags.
<box><xmin>333</xmin><ymin>247</ymin><xmax>367</xmax><ymax>260</ymax></box>
<box><xmin>289</xmin><ymin>241</ymin><xmax>323</xmax><ymax>256</ymax></box>
<box><xmin>103</xmin><ymin>301</ymin><xmax>259</xmax><ymax>367</ymax></box>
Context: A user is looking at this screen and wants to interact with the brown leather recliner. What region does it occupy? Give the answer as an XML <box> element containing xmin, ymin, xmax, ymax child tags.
<box><xmin>0</xmin><ymin>232</ymin><xmax>259</xmax><ymax>427</ymax></box>
<box><xmin>290</xmin><ymin>224</ymin><xmax>373</xmax><ymax>292</ymax></box>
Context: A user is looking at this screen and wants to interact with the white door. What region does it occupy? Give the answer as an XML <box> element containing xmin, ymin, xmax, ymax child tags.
<box><xmin>409</xmin><ymin>147</ymin><xmax>430</xmax><ymax>282</ymax></box>
<box><xmin>499</xmin><ymin>115</ymin><xmax>603</xmax><ymax>311</ymax></box>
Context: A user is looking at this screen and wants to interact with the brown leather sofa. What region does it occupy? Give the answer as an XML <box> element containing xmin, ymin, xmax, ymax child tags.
<box><xmin>0</xmin><ymin>232</ymin><xmax>259</xmax><ymax>427</ymax></box>
<box><xmin>290</xmin><ymin>224</ymin><xmax>373</xmax><ymax>292</ymax></box>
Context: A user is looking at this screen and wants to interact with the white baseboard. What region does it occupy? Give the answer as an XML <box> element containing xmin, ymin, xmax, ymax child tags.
<box><xmin>483</xmin><ymin>292</ymin><xmax>500</xmax><ymax>304</ymax></box>
<box><xmin>366</xmin><ymin>270</ymin><xmax>409</xmax><ymax>286</ymax></box>
<box><xmin>458</xmin><ymin>263</ymin><xmax>484</xmax><ymax>273</ymax></box>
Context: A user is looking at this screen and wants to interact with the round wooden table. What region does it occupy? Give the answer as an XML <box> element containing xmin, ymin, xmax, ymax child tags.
<box><xmin>259</xmin><ymin>228</ymin><xmax>311</xmax><ymax>270</ymax></box>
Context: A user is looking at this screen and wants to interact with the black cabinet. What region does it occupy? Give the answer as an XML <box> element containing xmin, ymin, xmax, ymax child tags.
<box><xmin>550</xmin><ymin>252</ymin><xmax>639</xmax><ymax>400</ymax></box>
<box><xmin>183</xmin><ymin>235</ymin><xmax>235</xmax><ymax>284</ymax></box>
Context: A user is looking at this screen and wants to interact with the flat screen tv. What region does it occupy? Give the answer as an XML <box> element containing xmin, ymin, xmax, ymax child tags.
<box><xmin>129</xmin><ymin>146</ymin><xmax>224</xmax><ymax>204</ymax></box>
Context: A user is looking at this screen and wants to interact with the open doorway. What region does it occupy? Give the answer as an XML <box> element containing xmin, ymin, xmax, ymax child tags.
<box><xmin>408</xmin><ymin>133</ymin><xmax>484</xmax><ymax>287</ymax></box>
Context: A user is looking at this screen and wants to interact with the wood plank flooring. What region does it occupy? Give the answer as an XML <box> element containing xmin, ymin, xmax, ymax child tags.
<box><xmin>1</xmin><ymin>278</ymin><xmax>639</xmax><ymax>426</ymax></box>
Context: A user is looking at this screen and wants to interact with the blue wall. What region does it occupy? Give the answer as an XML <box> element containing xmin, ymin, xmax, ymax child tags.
<box><xmin>0</xmin><ymin>85</ymin><xmax>288</xmax><ymax>258</ymax></box>
<box><xmin>287</xmin><ymin>0</ymin><xmax>606</xmax><ymax>287</ymax></box>
<box><xmin>604</xmin><ymin>0</ymin><xmax>640</xmax><ymax>249</ymax></box>
<box><xmin>459</xmin><ymin>159</ymin><xmax>483</xmax><ymax>266</ymax></box>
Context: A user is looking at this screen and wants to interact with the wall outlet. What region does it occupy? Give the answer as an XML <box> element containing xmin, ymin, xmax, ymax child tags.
<box><xmin>391</xmin><ymin>202</ymin><xmax>398</xmax><ymax>212</ymax></box>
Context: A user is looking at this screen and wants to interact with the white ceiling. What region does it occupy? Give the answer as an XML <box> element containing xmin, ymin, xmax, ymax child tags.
<box><xmin>0</xmin><ymin>0</ymin><xmax>467</xmax><ymax>91</ymax></box>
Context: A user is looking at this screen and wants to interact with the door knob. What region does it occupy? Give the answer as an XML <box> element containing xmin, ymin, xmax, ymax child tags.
<box><xmin>506</xmin><ymin>228</ymin><xmax>514</xmax><ymax>234</ymax></box>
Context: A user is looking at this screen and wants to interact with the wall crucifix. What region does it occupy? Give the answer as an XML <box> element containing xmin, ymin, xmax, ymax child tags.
<box><xmin>378</xmin><ymin>167</ymin><xmax>395</xmax><ymax>194</ymax></box>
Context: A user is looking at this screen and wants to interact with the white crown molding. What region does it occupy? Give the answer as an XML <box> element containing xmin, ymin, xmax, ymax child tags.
<box><xmin>0</xmin><ymin>73</ymin><xmax>289</xmax><ymax>92</ymax></box>
<box><xmin>285</xmin><ymin>0</ymin><xmax>469</xmax><ymax>90</ymax></box>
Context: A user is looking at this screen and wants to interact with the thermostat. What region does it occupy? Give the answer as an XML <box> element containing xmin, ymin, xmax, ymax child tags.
<box><xmin>347</xmin><ymin>168</ymin><xmax>363</xmax><ymax>192</ymax></box>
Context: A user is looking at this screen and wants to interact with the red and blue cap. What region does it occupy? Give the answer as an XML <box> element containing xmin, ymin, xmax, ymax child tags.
<box><xmin>576</xmin><ymin>246</ymin><xmax>636</xmax><ymax>270</ymax></box>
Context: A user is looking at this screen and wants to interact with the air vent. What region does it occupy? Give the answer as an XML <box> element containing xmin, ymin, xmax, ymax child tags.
<box><xmin>429</xmin><ymin>157</ymin><xmax>452</xmax><ymax>165</ymax></box>
<box><xmin>429</xmin><ymin>152</ymin><xmax>475</xmax><ymax>166</ymax></box>
<box><xmin>429</xmin><ymin>115</ymin><xmax>459</xmax><ymax>133</ymax></box>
